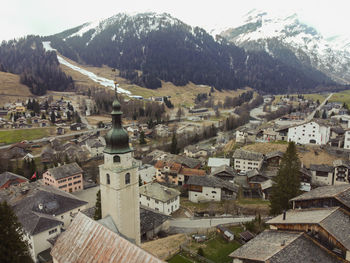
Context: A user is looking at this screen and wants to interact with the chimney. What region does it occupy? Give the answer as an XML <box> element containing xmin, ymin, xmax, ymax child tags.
<box><xmin>281</xmin><ymin>240</ymin><xmax>286</xmax><ymax>246</ymax></box>
<box><xmin>38</xmin><ymin>203</ymin><xmax>44</xmax><ymax>210</ymax></box>
<box><xmin>283</xmin><ymin>210</ymin><xmax>286</xmax><ymax>220</ymax></box>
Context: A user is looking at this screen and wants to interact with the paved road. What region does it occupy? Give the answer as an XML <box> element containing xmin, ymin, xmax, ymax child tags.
<box><xmin>170</xmin><ymin>216</ymin><xmax>254</xmax><ymax>229</ymax></box>
<box><xmin>305</xmin><ymin>93</ymin><xmax>333</xmax><ymax>122</ymax></box>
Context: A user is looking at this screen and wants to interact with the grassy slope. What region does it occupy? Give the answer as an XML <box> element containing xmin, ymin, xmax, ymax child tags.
<box><xmin>0</xmin><ymin>128</ymin><xmax>52</xmax><ymax>144</ymax></box>
<box><xmin>273</xmin><ymin>93</ymin><xmax>328</xmax><ymax>105</ymax></box>
<box><xmin>0</xmin><ymin>71</ymin><xmax>32</xmax><ymax>105</ymax></box>
<box><xmin>58</xmin><ymin>53</ymin><xmax>248</xmax><ymax>107</ymax></box>
<box><xmin>329</xmin><ymin>89</ymin><xmax>350</xmax><ymax>106</ymax></box>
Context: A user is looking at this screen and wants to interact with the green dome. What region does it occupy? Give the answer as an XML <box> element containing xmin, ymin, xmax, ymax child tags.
<box><xmin>104</xmin><ymin>98</ymin><xmax>133</xmax><ymax>154</ymax></box>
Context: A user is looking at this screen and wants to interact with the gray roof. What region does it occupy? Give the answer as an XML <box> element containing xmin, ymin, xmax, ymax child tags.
<box><xmin>333</xmin><ymin>159</ymin><xmax>350</xmax><ymax>168</ymax></box>
<box><xmin>208</xmin><ymin>157</ymin><xmax>230</xmax><ymax>167</ymax></box>
<box><xmin>48</xmin><ymin>162</ymin><xmax>83</xmax><ymax>180</ymax></box>
<box><xmin>210</xmin><ymin>165</ymin><xmax>236</xmax><ymax>177</ymax></box>
<box><xmin>291</xmin><ymin>185</ymin><xmax>350</xmax><ymax>202</ymax></box>
<box><xmin>140</xmin><ymin>207</ymin><xmax>170</xmax><ymax>235</ymax></box>
<box><xmin>265</xmin><ymin>151</ymin><xmax>284</xmax><ymax>159</ymax></box>
<box><xmin>230</xmin><ymin>230</ymin><xmax>340</xmax><ymax>263</ymax></box>
<box><xmin>0</xmin><ymin>181</ymin><xmax>87</xmax><ymax>235</ymax></box>
<box><xmin>187</xmin><ymin>175</ymin><xmax>238</xmax><ymax>193</ymax></box>
<box><xmin>86</xmin><ymin>138</ymin><xmax>104</xmax><ymax>148</ymax></box>
<box><xmin>233</xmin><ymin>149</ymin><xmax>264</xmax><ymax>161</ymax></box>
<box><xmin>0</xmin><ymin>172</ymin><xmax>28</xmax><ymax>187</ymax></box>
<box><xmin>139</xmin><ymin>182</ymin><xmax>180</xmax><ymax>202</ymax></box>
<box><xmin>309</xmin><ymin>164</ymin><xmax>334</xmax><ymax>173</ymax></box>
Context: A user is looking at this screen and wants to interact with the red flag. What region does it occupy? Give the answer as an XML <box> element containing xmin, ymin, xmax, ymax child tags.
<box><xmin>31</xmin><ymin>172</ymin><xmax>37</xmax><ymax>180</ymax></box>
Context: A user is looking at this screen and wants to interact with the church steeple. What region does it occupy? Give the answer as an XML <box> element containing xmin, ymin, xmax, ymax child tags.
<box><xmin>104</xmin><ymin>87</ymin><xmax>132</xmax><ymax>154</ymax></box>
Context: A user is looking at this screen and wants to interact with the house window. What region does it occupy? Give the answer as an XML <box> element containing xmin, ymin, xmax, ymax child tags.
<box><xmin>155</xmin><ymin>200</ymin><xmax>159</xmax><ymax>204</ymax></box>
<box><xmin>212</xmin><ymin>191</ymin><xmax>217</xmax><ymax>194</ymax></box>
<box><xmin>106</xmin><ymin>174</ymin><xmax>110</xmax><ymax>185</ymax></box>
<box><xmin>147</xmin><ymin>197</ymin><xmax>150</xmax><ymax>201</ymax></box>
<box><xmin>113</xmin><ymin>155</ymin><xmax>120</xmax><ymax>163</ymax></box>
<box><xmin>49</xmin><ymin>228</ymin><xmax>57</xmax><ymax>235</ymax></box>
<box><xmin>125</xmin><ymin>173</ymin><xmax>130</xmax><ymax>184</ymax></box>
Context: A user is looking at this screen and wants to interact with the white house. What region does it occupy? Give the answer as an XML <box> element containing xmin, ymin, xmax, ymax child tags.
<box><xmin>139</xmin><ymin>182</ymin><xmax>180</xmax><ymax>215</ymax></box>
<box><xmin>208</xmin><ymin>157</ymin><xmax>230</xmax><ymax>171</ymax></box>
<box><xmin>287</xmin><ymin>121</ymin><xmax>330</xmax><ymax>145</ymax></box>
<box><xmin>310</xmin><ymin>164</ymin><xmax>334</xmax><ymax>186</ymax></box>
<box><xmin>137</xmin><ymin>164</ymin><xmax>157</xmax><ymax>184</ymax></box>
<box><xmin>344</xmin><ymin>130</ymin><xmax>350</xmax><ymax>149</ymax></box>
<box><xmin>232</xmin><ymin>149</ymin><xmax>264</xmax><ymax>172</ymax></box>
<box><xmin>187</xmin><ymin>176</ymin><xmax>238</xmax><ymax>203</ymax></box>
<box><xmin>0</xmin><ymin>181</ymin><xmax>87</xmax><ymax>262</ymax></box>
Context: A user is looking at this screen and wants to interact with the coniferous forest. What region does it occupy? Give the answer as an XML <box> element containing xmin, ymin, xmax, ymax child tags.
<box><xmin>0</xmin><ymin>36</ymin><xmax>74</xmax><ymax>95</ymax></box>
<box><xmin>49</xmin><ymin>13</ymin><xmax>337</xmax><ymax>94</ymax></box>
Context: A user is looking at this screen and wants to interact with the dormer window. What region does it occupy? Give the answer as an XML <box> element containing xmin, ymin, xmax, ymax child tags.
<box><xmin>106</xmin><ymin>174</ymin><xmax>110</xmax><ymax>185</ymax></box>
<box><xmin>125</xmin><ymin>173</ymin><xmax>130</xmax><ymax>185</ymax></box>
<box><xmin>113</xmin><ymin>155</ymin><xmax>120</xmax><ymax>163</ymax></box>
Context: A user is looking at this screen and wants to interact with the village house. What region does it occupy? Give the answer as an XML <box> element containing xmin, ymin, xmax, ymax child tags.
<box><xmin>184</xmin><ymin>145</ymin><xmax>209</xmax><ymax>158</ymax></box>
<box><xmin>187</xmin><ymin>175</ymin><xmax>238</xmax><ymax>203</ymax></box>
<box><xmin>235</xmin><ymin>126</ymin><xmax>259</xmax><ymax>143</ymax></box>
<box><xmin>84</xmin><ymin>138</ymin><xmax>105</xmax><ymax>157</ymax></box>
<box><xmin>287</xmin><ymin>121</ymin><xmax>331</xmax><ymax>145</ymax></box>
<box><xmin>0</xmin><ymin>171</ymin><xmax>28</xmax><ymax>189</ymax></box>
<box><xmin>137</xmin><ymin>164</ymin><xmax>157</xmax><ymax>184</ymax></box>
<box><xmin>265</xmin><ymin>151</ymin><xmax>284</xmax><ymax>167</ymax></box>
<box><xmin>233</xmin><ymin>149</ymin><xmax>264</xmax><ymax>172</ymax></box>
<box><xmin>333</xmin><ymin>159</ymin><xmax>350</xmax><ymax>185</ymax></box>
<box><xmin>208</xmin><ymin>157</ymin><xmax>230</xmax><ymax>171</ymax></box>
<box><xmin>154</xmin><ymin>124</ymin><xmax>170</xmax><ymax>138</ymax></box>
<box><xmin>140</xmin><ymin>207</ymin><xmax>170</xmax><ymax>241</ymax></box>
<box><xmin>262</xmin><ymin>128</ymin><xmax>279</xmax><ymax>142</ymax></box>
<box><xmin>310</xmin><ymin>164</ymin><xmax>334</xmax><ymax>186</ymax></box>
<box><xmin>43</xmin><ymin>162</ymin><xmax>84</xmax><ymax>193</ymax></box>
<box><xmin>0</xmin><ymin>182</ymin><xmax>87</xmax><ymax>262</ymax></box>
<box><xmin>291</xmin><ymin>184</ymin><xmax>350</xmax><ymax>212</ymax></box>
<box><xmin>344</xmin><ymin>130</ymin><xmax>350</xmax><ymax>149</ymax></box>
<box><xmin>51</xmin><ymin>213</ymin><xmax>163</xmax><ymax>263</ymax></box>
<box><xmin>210</xmin><ymin>165</ymin><xmax>237</xmax><ymax>182</ymax></box>
<box><xmin>139</xmin><ymin>182</ymin><xmax>180</xmax><ymax>215</ymax></box>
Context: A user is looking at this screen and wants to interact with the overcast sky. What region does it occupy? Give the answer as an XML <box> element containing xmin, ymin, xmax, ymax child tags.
<box><xmin>1</xmin><ymin>0</ymin><xmax>349</xmax><ymax>41</ymax></box>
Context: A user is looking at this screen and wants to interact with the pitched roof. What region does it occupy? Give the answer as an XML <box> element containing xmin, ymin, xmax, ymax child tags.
<box><xmin>265</xmin><ymin>151</ymin><xmax>284</xmax><ymax>159</ymax></box>
<box><xmin>233</xmin><ymin>149</ymin><xmax>264</xmax><ymax>161</ymax></box>
<box><xmin>0</xmin><ymin>181</ymin><xmax>87</xmax><ymax>235</ymax></box>
<box><xmin>309</xmin><ymin>164</ymin><xmax>334</xmax><ymax>173</ymax></box>
<box><xmin>230</xmin><ymin>230</ymin><xmax>339</xmax><ymax>263</ymax></box>
<box><xmin>48</xmin><ymin>162</ymin><xmax>83</xmax><ymax>180</ymax></box>
<box><xmin>154</xmin><ymin>160</ymin><xmax>182</xmax><ymax>173</ymax></box>
<box><xmin>207</xmin><ymin>157</ymin><xmax>230</xmax><ymax>167</ymax></box>
<box><xmin>290</xmin><ymin>185</ymin><xmax>350</xmax><ymax>202</ymax></box>
<box><xmin>140</xmin><ymin>207</ymin><xmax>170</xmax><ymax>235</ymax></box>
<box><xmin>179</xmin><ymin>167</ymin><xmax>206</xmax><ymax>177</ymax></box>
<box><xmin>51</xmin><ymin>213</ymin><xmax>164</xmax><ymax>263</ymax></box>
<box><xmin>333</xmin><ymin>159</ymin><xmax>350</xmax><ymax>168</ymax></box>
<box><xmin>187</xmin><ymin>175</ymin><xmax>238</xmax><ymax>192</ymax></box>
<box><xmin>139</xmin><ymin>182</ymin><xmax>180</xmax><ymax>202</ymax></box>
<box><xmin>210</xmin><ymin>165</ymin><xmax>236</xmax><ymax>177</ymax></box>
<box><xmin>0</xmin><ymin>172</ymin><xmax>28</xmax><ymax>187</ymax></box>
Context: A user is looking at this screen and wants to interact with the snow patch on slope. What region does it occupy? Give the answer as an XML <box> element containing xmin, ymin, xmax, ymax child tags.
<box><xmin>42</xmin><ymin>41</ymin><xmax>131</xmax><ymax>95</ymax></box>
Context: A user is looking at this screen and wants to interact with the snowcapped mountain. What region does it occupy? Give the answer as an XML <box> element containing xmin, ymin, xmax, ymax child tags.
<box><xmin>48</xmin><ymin>12</ymin><xmax>337</xmax><ymax>94</ymax></box>
<box><xmin>220</xmin><ymin>9</ymin><xmax>350</xmax><ymax>84</ymax></box>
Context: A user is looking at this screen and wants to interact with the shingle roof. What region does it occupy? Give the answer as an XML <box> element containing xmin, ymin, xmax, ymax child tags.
<box><xmin>139</xmin><ymin>182</ymin><xmax>180</xmax><ymax>202</ymax></box>
<box><xmin>48</xmin><ymin>162</ymin><xmax>83</xmax><ymax>180</ymax></box>
<box><xmin>179</xmin><ymin>167</ymin><xmax>206</xmax><ymax>177</ymax></box>
<box><xmin>265</xmin><ymin>151</ymin><xmax>284</xmax><ymax>159</ymax></box>
<box><xmin>0</xmin><ymin>172</ymin><xmax>28</xmax><ymax>187</ymax></box>
<box><xmin>0</xmin><ymin>181</ymin><xmax>87</xmax><ymax>235</ymax></box>
<box><xmin>140</xmin><ymin>207</ymin><xmax>170</xmax><ymax>235</ymax></box>
<box><xmin>333</xmin><ymin>159</ymin><xmax>350</xmax><ymax>168</ymax></box>
<box><xmin>290</xmin><ymin>185</ymin><xmax>350</xmax><ymax>202</ymax></box>
<box><xmin>309</xmin><ymin>164</ymin><xmax>334</xmax><ymax>173</ymax></box>
<box><xmin>51</xmin><ymin>213</ymin><xmax>164</xmax><ymax>263</ymax></box>
<box><xmin>230</xmin><ymin>230</ymin><xmax>340</xmax><ymax>263</ymax></box>
<box><xmin>187</xmin><ymin>175</ymin><xmax>238</xmax><ymax>193</ymax></box>
<box><xmin>210</xmin><ymin>165</ymin><xmax>236</xmax><ymax>177</ymax></box>
<box><xmin>233</xmin><ymin>149</ymin><xmax>264</xmax><ymax>161</ymax></box>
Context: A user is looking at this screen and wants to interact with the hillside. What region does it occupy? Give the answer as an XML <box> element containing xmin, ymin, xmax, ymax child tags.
<box><xmin>0</xmin><ymin>71</ymin><xmax>32</xmax><ymax>104</ymax></box>
<box><xmin>220</xmin><ymin>9</ymin><xmax>350</xmax><ymax>85</ymax></box>
<box><xmin>48</xmin><ymin>12</ymin><xmax>336</xmax><ymax>95</ymax></box>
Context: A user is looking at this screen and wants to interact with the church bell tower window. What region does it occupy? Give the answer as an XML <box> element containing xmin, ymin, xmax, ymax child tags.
<box><xmin>113</xmin><ymin>155</ymin><xmax>120</xmax><ymax>163</ymax></box>
<box><xmin>125</xmin><ymin>173</ymin><xmax>130</xmax><ymax>185</ymax></box>
<box><xmin>106</xmin><ymin>174</ymin><xmax>110</xmax><ymax>185</ymax></box>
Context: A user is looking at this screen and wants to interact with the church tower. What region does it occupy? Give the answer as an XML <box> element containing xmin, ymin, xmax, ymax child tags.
<box><xmin>99</xmin><ymin>94</ymin><xmax>140</xmax><ymax>245</ymax></box>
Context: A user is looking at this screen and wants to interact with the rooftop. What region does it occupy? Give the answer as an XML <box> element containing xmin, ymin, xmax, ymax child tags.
<box><xmin>187</xmin><ymin>175</ymin><xmax>238</xmax><ymax>192</ymax></box>
<box><xmin>291</xmin><ymin>184</ymin><xmax>350</xmax><ymax>202</ymax></box>
<box><xmin>0</xmin><ymin>171</ymin><xmax>28</xmax><ymax>187</ymax></box>
<box><xmin>207</xmin><ymin>157</ymin><xmax>230</xmax><ymax>167</ymax></box>
<box><xmin>47</xmin><ymin>162</ymin><xmax>83</xmax><ymax>180</ymax></box>
<box><xmin>140</xmin><ymin>207</ymin><xmax>170</xmax><ymax>235</ymax></box>
<box><xmin>139</xmin><ymin>182</ymin><xmax>180</xmax><ymax>202</ymax></box>
<box><xmin>51</xmin><ymin>213</ymin><xmax>164</xmax><ymax>263</ymax></box>
<box><xmin>233</xmin><ymin>149</ymin><xmax>264</xmax><ymax>161</ymax></box>
<box><xmin>230</xmin><ymin>230</ymin><xmax>339</xmax><ymax>263</ymax></box>
<box><xmin>309</xmin><ymin>164</ymin><xmax>334</xmax><ymax>173</ymax></box>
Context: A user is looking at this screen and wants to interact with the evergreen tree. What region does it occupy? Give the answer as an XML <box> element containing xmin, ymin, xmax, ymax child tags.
<box><xmin>170</xmin><ymin>133</ymin><xmax>178</xmax><ymax>154</ymax></box>
<box><xmin>270</xmin><ymin>142</ymin><xmax>301</xmax><ymax>215</ymax></box>
<box><xmin>314</xmin><ymin>110</ymin><xmax>320</xmax><ymax>118</ymax></box>
<box><xmin>322</xmin><ymin>110</ymin><xmax>327</xmax><ymax>119</ymax></box>
<box><xmin>41</xmin><ymin>113</ymin><xmax>46</xmax><ymax>119</ymax></box>
<box><xmin>0</xmin><ymin>201</ymin><xmax>33</xmax><ymax>263</ymax></box>
<box><xmin>50</xmin><ymin>112</ymin><xmax>56</xmax><ymax>124</ymax></box>
<box><xmin>139</xmin><ymin>131</ymin><xmax>146</xmax><ymax>145</ymax></box>
<box><xmin>93</xmin><ymin>190</ymin><xmax>102</xmax><ymax>220</ymax></box>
